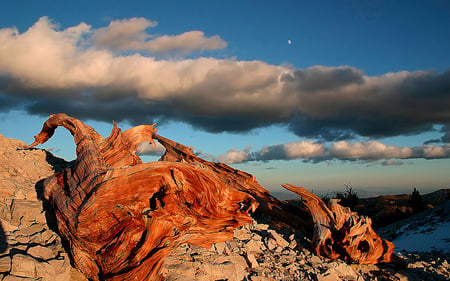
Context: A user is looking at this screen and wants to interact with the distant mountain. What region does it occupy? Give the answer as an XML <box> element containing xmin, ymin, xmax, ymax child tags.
<box><xmin>354</xmin><ymin>189</ymin><xmax>450</xmax><ymax>229</ymax></box>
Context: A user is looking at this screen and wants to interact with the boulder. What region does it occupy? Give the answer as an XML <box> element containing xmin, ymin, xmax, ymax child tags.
<box><xmin>27</xmin><ymin>245</ymin><xmax>57</xmax><ymax>261</ymax></box>
<box><xmin>34</xmin><ymin>258</ymin><xmax>71</xmax><ymax>281</ymax></box>
<box><xmin>10</xmin><ymin>254</ymin><xmax>38</xmax><ymax>278</ymax></box>
<box><xmin>0</xmin><ymin>255</ymin><xmax>11</xmax><ymax>272</ymax></box>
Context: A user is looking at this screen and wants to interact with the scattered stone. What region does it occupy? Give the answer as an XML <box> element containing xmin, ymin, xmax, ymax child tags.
<box><xmin>9</xmin><ymin>200</ymin><xmax>42</xmax><ymax>226</ymax></box>
<box><xmin>289</xmin><ymin>233</ymin><xmax>295</xmax><ymax>241</ymax></box>
<box><xmin>27</xmin><ymin>245</ymin><xmax>57</xmax><ymax>260</ymax></box>
<box><xmin>34</xmin><ymin>212</ymin><xmax>47</xmax><ymax>225</ymax></box>
<box><xmin>213</xmin><ymin>242</ymin><xmax>226</xmax><ymax>255</ymax></box>
<box><xmin>0</xmin><ymin>218</ymin><xmax>18</xmax><ymax>233</ymax></box>
<box><xmin>16</xmin><ymin>223</ymin><xmax>44</xmax><ymax>237</ymax></box>
<box><xmin>267</xmin><ymin>229</ymin><xmax>289</xmax><ymax>248</ymax></box>
<box><xmin>0</xmin><ymin>255</ymin><xmax>11</xmax><ymax>272</ymax></box>
<box><xmin>245</xmin><ymin>239</ymin><xmax>264</xmax><ymax>254</ymax></box>
<box><xmin>318</xmin><ymin>262</ymin><xmax>358</xmax><ymax>281</ymax></box>
<box><xmin>288</xmin><ymin>239</ymin><xmax>297</xmax><ymax>249</ymax></box>
<box><xmin>14</xmin><ymin>235</ymin><xmax>30</xmax><ymax>244</ymax></box>
<box><xmin>10</xmin><ymin>254</ymin><xmax>37</xmax><ymax>278</ymax></box>
<box><xmin>309</xmin><ymin>254</ymin><xmax>322</xmax><ymax>265</ymax></box>
<box><xmin>255</xmin><ymin>222</ymin><xmax>269</xmax><ymax>230</ymax></box>
<box><xmin>0</xmin><ymin>134</ymin><xmax>78</xmax><ymax>281</ymax></box>
<box><xmin>3</xmin><ymin>275</ymin><xmax>36</xmax><ymax>281</ymax></box>
<box><xmin>199</xmin><ymin>254</ymin><xmax>247</xmax><ymax>281</ymax></box>
<box><xmin>234</xmin><ymin>226</ymin><xmax>251</xmax><ymax>241</ymax></box>
<box><xmin>251</xmin><ymin>277</ymin><xmax>271</xmax><ymax>281</ymax></box>
<box><xmin>246</xmin><ymin>252</ymin><xmax>259</xmax><ymax>268</ymax></box>
<box><xmin>1</xmin><ymin>133</ymin><xmax>450</xmax><ymax>281</ymax></box>
<box><xmin>35</xmin><ymin>258</ymin><xmax>71</xmax><ymax>281</ymax></box>
<box><xmin>163</xmin><ymin>261</ymin><xmax>197</xmax><ymax>280</ymax></box>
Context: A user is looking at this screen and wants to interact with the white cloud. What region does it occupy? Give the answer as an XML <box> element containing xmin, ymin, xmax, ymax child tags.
<box><xmin>329</xmin><ymin>140</ymin><xmax>413</xmax><ymax>160</ymax></box>
<box><xmin>136</xmin><ymin>141</ymin><xmax>165</xmax><ymax>156</ymax></box>
<box><xmin>283</xmin><ymin>141</ymin><xmax>326</xmax><ymax>159</ymax></box>
<box><xmin>92</xmin><ymin>17</ymin><xmax>157</xmax><ymax>51</ymax></box>
<box><xmin>141</xmin><ymin>31</ymin><xmax>227</xmax><ymax>54</ymax></box>
<box><xmin>412</xmin><ymin>144</ymin><xmax>450</xmax><ymax>159</ymax></box>
<box><xmin>92</xmin><ymin>17</ymin><xmax>226</xmax><ymax>54</ymax></box>
<box><xmin>0</xmin><ymin>17</ymin><xmax>449</xmax><ymax>141</ymax></box>
<box><xmin>0</xmin><ymin>17</ymin><xmax>99</xmax><ymax>89</ymax></box>
<box><xmin>216</xmin><ymin>147</ymin><xmax>251</xmax><ymax>164</ymax></box>
<box><xmin>215</xmin><ymin>140</ymin><xmax>450</xmax><ymax>164</ymax></box>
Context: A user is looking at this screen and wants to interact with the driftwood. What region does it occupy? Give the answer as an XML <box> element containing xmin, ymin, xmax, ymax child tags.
<box><xmin>26</xmin><ymin>113</ymin><xmax>396</xmax><ymax>280</ymax></box>
<box><xmin>283</xmin><ymin>184</ymin><xmax>396</xmax><ymax>264</ymax></box>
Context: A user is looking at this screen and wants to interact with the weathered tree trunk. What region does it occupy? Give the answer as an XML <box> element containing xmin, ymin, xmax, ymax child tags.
<box><xmin>153</xmin><ymin>133</ymin><xmax>314</xmax><ymax>234</ymax></box>
<box><xmin>282</xmin><ymin>184</ymin><xmax>397</xmax><ymax>264</ymax></box>
<box><xmin>25</xmin><ymin>113</ymin><xmax>396</xmax><ymax>280</ymax></box>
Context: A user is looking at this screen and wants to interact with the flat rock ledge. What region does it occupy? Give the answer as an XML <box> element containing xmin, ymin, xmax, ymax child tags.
<box><xmin>164</xmin><ymin>215</ymin><xmax>450</xmax><ymax>281</ymax></box>
<box><xmin>0</xmin><ymin>134</ymin><xmax>87</xmax><ymax>281</ymax></box>
<box><xmin>0</xmin><ymin>133</ymin><xmax>448</xmax><ymax>281</ymax></box>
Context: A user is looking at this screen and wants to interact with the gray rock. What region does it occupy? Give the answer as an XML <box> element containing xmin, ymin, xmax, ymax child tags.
<box><xmin>39</xmin><ymin>229</ymin><xmax>58</xmax><ymax>245</ymax></box>
<box><xmin>246</xmin><ymin>252</ymin><xmax>259</xmax><ymax>268</ymax></box>
<box><xmin>10</xmin><ymin>254</ymin><xmax>37</xmax><ymax>278</ymax></box>
<box><xmin>254</xmin><ymin>222</ymin><xmax>269</xmax><ymax>231</ymax></box>
<box><xmin>251</xmin><ymin>232</ymin><xmax>262</xmax><ymax>241</ymax></box>
<box><xmin>0</xmin><ymin>255</ymin><xmax>11</xmax><ymax>272</ymax></box>
<box><xmin>0</xmin><ymin>134</ymin><xmax>62</xmax><ymax>202</ymax></box>
<box><xmin>198</xmin><ymin>254</ymin><xmax>247</xmax><ymax>281</ymax></box>
<box><xmin>267</xmin><ymin>229</ymin><xmax>289</xmax><ymax>248</ymax></box>
<box><xmin>0</xmin><ymin>218</ymin><xmax>18</xmax><ymax>233</ymax></box>
<box><xmin>409</xmin><ymin>260</ymin><xmax>426</xmax><ymax>269</ymax></box>
<box><xmin>289</xmin><ymin>233</ymin><xmax>295</xmax><ymax>241</ymax></box>
<box><xmin>250</xmin><ymin>277</ymin><xmax>271</xmax><ymax>281</ymax></box>
<box><xmin>14</xmin><ymin>236</ymin><xmax>29</xmax><ymax>244</ymax></box>
<box><xmin>213</xmin><ymin>242</ymin><xmax>226</xmax><ymax>255</ymax></box>
<box><xmin>316</xmin><ymin>271</ymin><xmax>342</xmax><ymax>281</ymax></box>
<box><xmin>394</xmin><ymin>272</ymin><xmax>410</xmax><ymax>281</ymax></box>
<box><xmin>226</xmin><ymin>240</ymin><xmax>240</xmax><ymax>253</ymax></box>
<box><xmin>234</xmin><ymin>226</ymin><xmax>251</xmax><ymax>241</ymax></box>
<box><xmin>309</xmin><ymin>254</ymin><xmax>322</xmax><ymax>266</ymax></box>
<box><xmin>2</xmin><ymin>275</ymin><xmax>36</xmax><ymax>281</ymax></box>
<box><xmin>164</xmin><ymin>261</ymin><xmax>197</xmax><ymax>280</ymax></box>
<box><xmin>16</xmin><ymin>223</ymin><xmax>44</xmax><ymax>237</ymax></box>
<box><xmin>319</xmin><ymin>262</ymin><xmax>358</xmax><ymax>281</ymax></box>
<box><xmin>27</xmin><ymin>245</ymin><xmax>57</xmax><ymax>261</ymax></box>
<box><xmin>9</xmin><ymin>199</ymin><xmax>42</xmax><ymax>226</ymax></box>
<box><xmin>288</xmin><ymin>239</ymin><xmax>297</xmax><ymax>249</ymax></box>
<box><xmin>245</xmin><ymin>239</ymin><xmax>264</xmax><ymax>255</ymax></box>
<box><xmin>34</xmin><ymin>211</ymin><xmax>47</xmax><ymax>225</ymax></box>
<box><xmin>35</xmin><ymin>258</ymin><xmax>71</xmax><ymax>281</ymax></box>
<box><xmin>265</xmin><ymin>237</ymin><xmax>277</xmax><ymax>251</ymax></box>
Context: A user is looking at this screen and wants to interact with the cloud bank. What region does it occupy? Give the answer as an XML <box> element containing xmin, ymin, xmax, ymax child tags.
<box><xmin>92</xmin><ymin>17</ymin><xmax>227</xmax><ymax>54</ymax></box>
<box><xmin>215</xmin><ymin>141</ymin><xmax>450</xmax><ymax>164</ymax></box>
<box><xmin>0</xmin><ymin>17</ymin><xmax>449</xmax><ymax>153</ymax></box>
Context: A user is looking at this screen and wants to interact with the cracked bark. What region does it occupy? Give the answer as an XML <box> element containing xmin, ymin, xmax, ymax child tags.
<box><xmin>25</xmin><ymin>113</ymin><xmax>396</xmax><ymax>280</ymax></box>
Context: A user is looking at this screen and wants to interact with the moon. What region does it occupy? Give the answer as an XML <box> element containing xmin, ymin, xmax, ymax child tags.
<box><xmin>288</xmin><ymin>39</ymin><xmax>292</xmax><ymax>45</ymax></box>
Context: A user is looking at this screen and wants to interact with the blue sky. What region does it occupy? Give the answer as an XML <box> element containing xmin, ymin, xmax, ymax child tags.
<box><xmin>0</xmin><ymin>1</ymin><xmax>449</xmax><ymax>197</ymax></box>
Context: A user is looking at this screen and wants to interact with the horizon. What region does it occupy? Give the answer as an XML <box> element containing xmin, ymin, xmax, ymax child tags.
<box><xmin>0</xmin><ymin>1</ymin><xmax>449</xmax><ymax>195</ymax></box>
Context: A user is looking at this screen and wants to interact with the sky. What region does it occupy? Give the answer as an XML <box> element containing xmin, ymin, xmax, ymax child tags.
<box><xmin>0</xmin><ymin>0</ymin><xmax>449</xmax><ymax>197</ymax></box>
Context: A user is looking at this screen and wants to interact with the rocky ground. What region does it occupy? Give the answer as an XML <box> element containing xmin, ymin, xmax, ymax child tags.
<box><xmin>163</xmin><ymin>213</ymin><xmax>450</xmax><ymax>281</ymax></box>
<box><xmin>0</xmin><ymin>134</ymin><xmax>86</xmax><ymax>281</ymax></box>
<box><xmin>0</xmin><ymin>133</ymin><xmax>448</xmax><ymax>280</ymax></box>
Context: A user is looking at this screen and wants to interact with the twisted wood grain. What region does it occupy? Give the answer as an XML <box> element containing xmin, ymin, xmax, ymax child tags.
<box><xmin>26</xmin><ymin>114</ymin><xmax>397</xmax><ymax>280</ymax></box>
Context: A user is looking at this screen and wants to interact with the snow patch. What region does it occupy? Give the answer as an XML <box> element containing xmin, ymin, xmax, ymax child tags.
<box><xmin>393</xmin><ymin>220</ymin><xmax>450</xmax><ymax>253</ymax></box>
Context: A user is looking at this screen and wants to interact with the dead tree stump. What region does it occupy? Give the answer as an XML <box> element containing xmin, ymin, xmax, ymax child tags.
<box><xmin>282</xmin><ymin>184</ymin><xmax>397</xmax><ymax>264</ymax></box>
<box><xmin>25</xmin><ymin>113</ymin><xmax>396</xmax><ymax>280</ymax></box>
